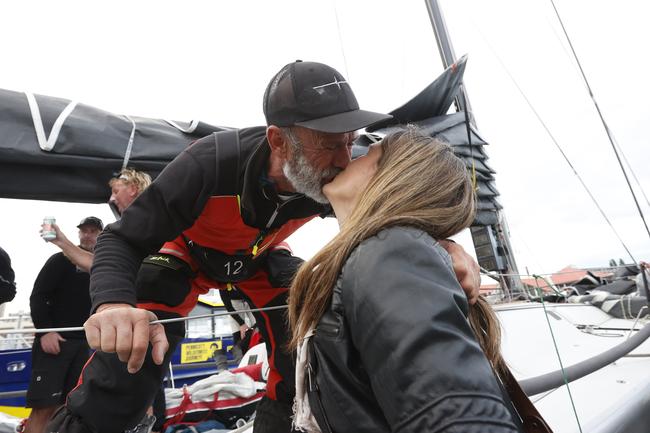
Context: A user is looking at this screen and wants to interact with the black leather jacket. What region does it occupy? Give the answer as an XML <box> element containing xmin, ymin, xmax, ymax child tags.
<box><xmin>310</xmin><ymin>227</ymin><xmax>521</xmax><ymax>433</ymax></box>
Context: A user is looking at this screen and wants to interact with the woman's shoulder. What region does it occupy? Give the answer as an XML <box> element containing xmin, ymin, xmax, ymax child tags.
<box><xmin>359</xmin><ymin>225</ymin><xmax>430</xmax><ymax>247</ymax></box>
<box><xmin>355</xmin><ymin>226</ymin><xmax>450</xmax><ymax>259</ymax></box>
<box><xmin>336</xmin><ymin>225</ymin><xmax>467</xmax><ymax>321</ymax></box>
<box><xmin>344</xmin><ymin>226</ymin><xmax>454</xmax><ymax>276</ymax></box>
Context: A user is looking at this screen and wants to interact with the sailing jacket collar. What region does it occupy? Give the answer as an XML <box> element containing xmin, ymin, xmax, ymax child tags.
<box><xmin>238</xmin><ymin>128</ymin><xmax>330</xmax><ymax>229</ymax></box>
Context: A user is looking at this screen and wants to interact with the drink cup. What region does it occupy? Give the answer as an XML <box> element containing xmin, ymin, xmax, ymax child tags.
<box><xmin>42</xmin><ymin>216</ymin><xmax>57</xmax><ymax>241</ymax></box>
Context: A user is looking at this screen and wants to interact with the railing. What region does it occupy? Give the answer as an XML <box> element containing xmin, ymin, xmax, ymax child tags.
<box><xmin>520</xmin><ymin>319</ymin><xmax>650</xmax><ymax>396</ymax></box>
<box><xmin>2</xmin><ymin>300</ymin><xmax>650</xmax><ymax>400</ymax></box>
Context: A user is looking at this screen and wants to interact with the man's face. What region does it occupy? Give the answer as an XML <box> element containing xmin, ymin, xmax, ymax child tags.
<box><xmin>322</xmin><ymin>142</ymin><xmax>382</xmax><ymax>208</ymax></box>
<box><xmin>109</xmin><ymin>180</ymin><xmax>138</xmax><ymax>213</ymax></box>
<box><xmin>78</xmin><ymin>225</ymin><xmax>102</xmax><ymax>252</ymax></box>
<box><xmin>282</xmin><ymin>127</ymin><xmax>356</xmax><ymax>203</ymax></box>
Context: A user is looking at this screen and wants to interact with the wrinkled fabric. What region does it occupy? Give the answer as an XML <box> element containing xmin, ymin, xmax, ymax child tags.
<box><xmin>292</xmin><ymin>329</ymin><xmax>320</xmax><ymax>433</ymax></box>
<box><xmin>310</xmin><ymin>227</ymin><xmax>521</xmax><ymax>433</ymax></box>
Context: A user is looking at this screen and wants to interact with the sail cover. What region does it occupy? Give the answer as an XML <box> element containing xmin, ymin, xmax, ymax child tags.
<box><xmin>0</xmin><ymin>55</ymin><xmax>501</xmax><ymax>225</ymax></box>
<box><xmin>0</xmin><ymin>88</ymin><xmax>225</xmax><ymax>203</ymax></box>
<box><xmin>363</xmin><ymin>55</ymin><xmax>501</xmax><ymax>226</ymax></box>
<box><xmin>367</xmin><ymin>54</ymin><xmax>469</xmax><ymax>131</ymax></box>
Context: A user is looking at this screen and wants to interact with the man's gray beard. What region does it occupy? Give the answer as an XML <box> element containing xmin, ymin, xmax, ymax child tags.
<box><xmin>282</xmin><ymin>150</ymin><xmax>340</xmax><ymax>204</ymax></box>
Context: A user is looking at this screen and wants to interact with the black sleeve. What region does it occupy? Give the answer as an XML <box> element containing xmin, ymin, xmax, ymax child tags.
<box><xmin>30</xmin><ymin>254</ymin><xmax>67</xmax><ymax>329</ymax></box>
<box><xmin>0</xmin><ymin>281</ymin><xmax>15</xmax><ymax>305</ymax></box>
<box><xmin>90</xmin><ymin>136</ymin><xmax>218</xmax><ymax>311</ymax></box>
<box><xmin>263</xmin><ymin>249</ymin><xmax>305</xmax><ymax>288</ymax></box>
<box><xmin>0</xmin><ymin>247</ymin><xmax>16</xmax><ymax>304</ymax></box>
<box><xmin>341</xmin><ymin>227</ymin><xmax>518</xmax><ymax>433</ymax></box>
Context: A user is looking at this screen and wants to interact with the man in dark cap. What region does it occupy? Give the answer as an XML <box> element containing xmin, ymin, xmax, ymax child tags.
<box><xmin>49</xmin><ymin>61</ymin><xmax>480</xmax><ymax>433</ymax></box>
<box><xmin>25</xmin><ymin>217</ymin><xmax>102</xmax><ymax>433</ymax></box>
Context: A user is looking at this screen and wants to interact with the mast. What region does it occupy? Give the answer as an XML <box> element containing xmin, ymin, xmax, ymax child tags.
<box><xmin>424</xmin><ymin>0</ymin><xmax>523</xmax><ymax>296</ymax></box>
<box><xmin>424</xmin><ymin>0</ymin><xmax>472</xmax><ymax>116</ymax></box>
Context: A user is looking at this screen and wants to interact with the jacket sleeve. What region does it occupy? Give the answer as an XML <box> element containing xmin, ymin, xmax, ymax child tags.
<box><xmin>30</xmin><ymin>254</ymin><xmax>66</xmax><ymax>329</ymax></box>
<box><xmin>340</xmin><ymin>227</ymin><xmax>518</xmax><ymax>433</ymax></box>
<box><xmin>0</xmin><ymin>280</ymin><xmax>15</xmax><ymax>305</ymax></box>
<box><xmin>0</xmin><ymin>246</ymin><xmax>16</xmax><ymax>305</ymax></box>
<box><xmin>90</xmin><ymin>137</ymin><xmax>218</xmax><ymax>311</ymax></box>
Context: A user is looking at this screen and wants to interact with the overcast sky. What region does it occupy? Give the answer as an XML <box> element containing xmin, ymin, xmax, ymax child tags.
<box><xmin>1</xmin><ymin>0</ymin><xmax>649</xmax><ymax>315</ymax></box>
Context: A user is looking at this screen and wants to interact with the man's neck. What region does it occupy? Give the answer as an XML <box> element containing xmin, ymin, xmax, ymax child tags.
<box><xmin>266</xmin><ymin>156</ymin><xmax>296</xmax><ymax>194</ymax></box>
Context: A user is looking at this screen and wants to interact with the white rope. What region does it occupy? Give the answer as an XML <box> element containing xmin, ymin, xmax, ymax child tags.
<box><xmin>122</xmin><ymin>115</ymin><xmax>137</xmax><ymax>169</ymax></box>
<box><xmin>164</xmin><ymin>119</ymin><xmax>201</xmax><ymax>134</ymax></box>
<box><xmin>25</xmin><ymin>92</ymin><xmax>79</xmax><ymax>151</ymax></box>
<box><xmin>0</xmin><ymin>305</ymin><xmax>287</xmax><ymax>335</ymax></box>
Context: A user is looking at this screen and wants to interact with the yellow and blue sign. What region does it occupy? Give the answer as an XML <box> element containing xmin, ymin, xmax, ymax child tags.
<box><xmin>180</xmin><ymin>340</ymin><xmax>234</xmax><ymax>364</ymax></box>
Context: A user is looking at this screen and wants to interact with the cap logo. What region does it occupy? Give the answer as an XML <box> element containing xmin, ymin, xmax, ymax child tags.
<box><xmin>263</xmin><ymin>61</ymin><xmax>391</xmax><ymax>132</ymax></box>
<box><xmin>312</xmin><ymin>76</ymin><xmax>348</xmax><ymax>94</ymax></box>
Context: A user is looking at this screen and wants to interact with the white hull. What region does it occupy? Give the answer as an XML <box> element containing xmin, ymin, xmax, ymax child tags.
<box><xmin>497</xmin><ymin>302</ymin><xmax>650</xmax><ymax>433</ymax></box>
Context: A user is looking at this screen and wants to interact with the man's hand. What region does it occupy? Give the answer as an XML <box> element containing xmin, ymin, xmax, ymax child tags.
<box><xmin>41</xmin><ymin>223</ymin><xmax>66</xmax><ymax>245</ymax></box>
<box><xmin>239</xmin><ymin>323</ymin><xmax>250</xmax><ymax>340</ymax></box>
<box><xmin>40</xmin><ymin>332</ymin><xmax>66</xmax><ymax>355</ymax></box>
<box><xmin>41</xmin><ymin>223</ymin><xmax>94</xmax><ymax>271</ymax></box>
<box><xmin>439</xmin><ymin>240</ymin><xmax>480</xmax><ymax>305</ymax></box>
<box><xmin>84</xmin><ymin>303</ymin><xmax>169</xmax><ymax>374</ymax></box>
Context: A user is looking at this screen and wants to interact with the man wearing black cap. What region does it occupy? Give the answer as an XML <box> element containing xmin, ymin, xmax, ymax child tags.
<box><xmin>49</xmin><ymin>61</ymin><xmax>480</xmax><ymax>433</ymax></box>
<box><xmin>25</xmin><ymin>217</ymin><xmax>102</xmax><ymax>433</ymax></box>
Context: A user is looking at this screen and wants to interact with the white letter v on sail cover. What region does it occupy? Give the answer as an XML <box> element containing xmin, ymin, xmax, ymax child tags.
<box><xmin>24</xmin><ymin>92</ymin><xmax>79</xmax><ymax>151</ymax></box>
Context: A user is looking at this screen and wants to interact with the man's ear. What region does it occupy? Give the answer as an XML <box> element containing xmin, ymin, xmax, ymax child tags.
<box><xmin>127</xmin><ymin>184</ymin><xmax>139</xmax><ymax>198</ymax></box>
<box><xmin>267</xmin><ymin>125</ymin><xmax>288</xmax><ymax>157</ymax></box>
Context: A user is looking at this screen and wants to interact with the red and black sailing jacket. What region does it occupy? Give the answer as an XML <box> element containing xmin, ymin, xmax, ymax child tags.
<box><xmin>90</xmin><ymin>126</ymin><xmax>329</xmax><ymax>403</ymax></box>
<box><xmin>90</xmin><ymin>126</ymin><xmax>327</xmax><ymax>311</ymax></box>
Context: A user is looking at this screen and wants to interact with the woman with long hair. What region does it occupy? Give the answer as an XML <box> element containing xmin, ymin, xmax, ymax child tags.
<box><xmin>288</xmin><ymin>128</ymin><xmax>522</xmax><ymax>433</ymax></box>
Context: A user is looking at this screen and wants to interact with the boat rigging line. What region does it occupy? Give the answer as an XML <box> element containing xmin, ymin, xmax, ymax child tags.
<box><xmin>0</xmin><ymin>305</ymin><xmax>288</xmax><ymax>335</ymax></box>
<box><xmin>549</xmin><ymin>0</ymin><xmax>650</xmax><ymax>242</ymax></box>
<box><xmin>331</xmin><ymin>0</ymin><xmax>350</xmax><ymax>83</ymax></box>
<box><xmin>532</xmin><ymin>281</ymin><xmax>583</xmax><ymax>433</ymax></box>
<box><xmin>5</xmin><ymin>262</ymin><xmax>642</xmax><ymax>335</ymax></box>
<box><xmin>615</xmin><ymin>138</ymin><xmax>650</xmax><ymax>209</ymax></box>
<box><xmin>469</xmin><ymin>19</ymin><xmax>637</xmax><ymax>263</ymax></box>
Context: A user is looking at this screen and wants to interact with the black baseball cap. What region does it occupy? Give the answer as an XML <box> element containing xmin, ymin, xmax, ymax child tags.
<box><xmin>77</xmin><ymin>216</ymin><xmax>104</xmax><ymax>230</ymax></box>
<box><xmin>263</xmin><ymin>60</ymin><xmax>392</xmax><ymax>133</ymax></box>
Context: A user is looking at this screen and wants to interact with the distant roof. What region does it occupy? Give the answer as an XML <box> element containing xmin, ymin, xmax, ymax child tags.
<box><xmin>480</xmin><ymin>265</ymin><xmax>614</xmax><ymax>293</ymax></box>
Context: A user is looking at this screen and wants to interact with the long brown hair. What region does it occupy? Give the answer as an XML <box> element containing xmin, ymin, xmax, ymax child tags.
<box><xmin>287</xmin><ymin>128</ymin><xmax>505</xmax><ymax>375</ymax></box>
